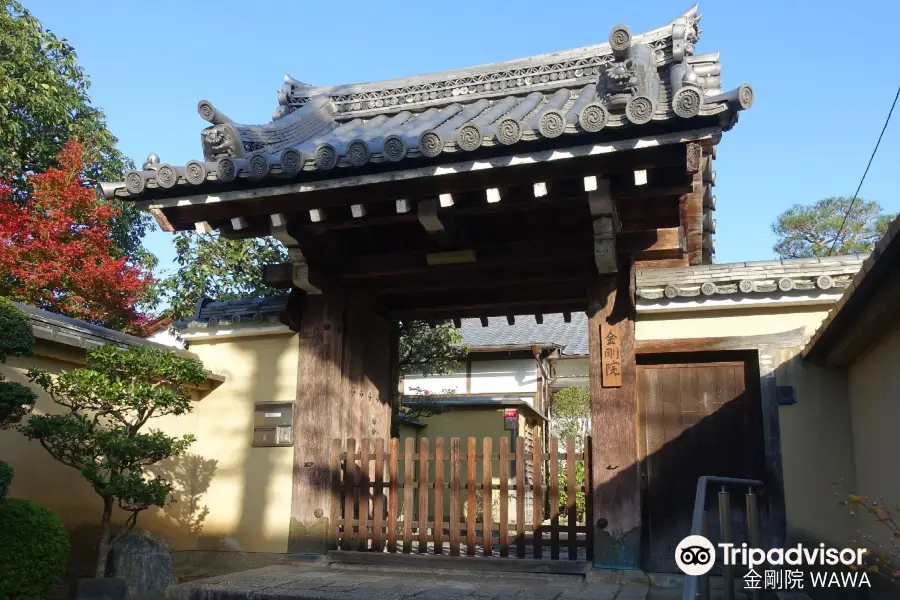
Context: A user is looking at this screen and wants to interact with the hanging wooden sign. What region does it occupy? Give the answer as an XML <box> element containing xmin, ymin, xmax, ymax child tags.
<box><xmin>600</xmin><ymin>322</ymin><xmax>622</xmax><ymax>388</ymax></box>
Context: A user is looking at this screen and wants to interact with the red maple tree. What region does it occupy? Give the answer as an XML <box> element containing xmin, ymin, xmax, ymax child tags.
<box><xmin>0</xmin><ymin>140</ymin><xmax>154</xmax><ymax>333</ymax></box>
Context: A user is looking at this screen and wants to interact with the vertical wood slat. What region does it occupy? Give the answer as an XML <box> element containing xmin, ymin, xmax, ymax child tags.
<box><xmin>466</xmin><ymin>437</ymin><xmax>476</xmax><ymax>556</ymax></box>
<box><xmin>433</xmin><ymin>438</ymin><xmax>444</xmax><ymax>555</ymax></box>
<box><xmin>358</xmin><ymin>439</ymin><xmax>370</xmax><ymax>551</ymax></box>
<box><xmin>499</xmin><ymin>436</ymin><xmax>509</xmax><ymax>557</ymax></box>
<box><xmin>403</xmin><ymin>437</ymin><xmax>414</xmax><ymax>553</ymax></box>
<box><xmin>344</xmin><ymin>438</ymin><xmax>357</xmax><ymax>551</ymax></box>
<box><xmin>482</xmin><ymin>437</ymin><xmax>493</xmax><ymax>557</ymax></box>
<box><xmin>373</xmin><ymin>438</ymin><xmax>384</xmax><ymax>552</ymax></box>
<box><xmin>516</xmin><ymin>437</ymin><xmax>526</xmax><ymax>558</ymax></box>
<box><xmin>532</xmin><ymin>436</ymin><xmax>543</xmax><ymax>559</ymax></box>
<box><xmin>418</xmin><ymin>437</ymin><xmax>430</xmax><ymax>553</ymax></box>
<box><xmin>330</xmin><ymin>439</ymin><xmax>342</xmax><ymax>550</ymax></box>
<box><xmin>550</xmin><ymin>436</ymin><xmax>559</xmax><ymax>560</ymax></box>
<box><xmin>388</xmin><ymin>438</ymin><xmax>399</xmax><ymax>553</ymax></box>
<box><xmin>566</xmin><ymin>436</ymin><xmax>577</xmax><ymax>560</ymax></box>
<box><xmin>450</xmin><ymin>438</ymin><xmax>461</xmax><ymax>556</ymax></box>
<box><xmin>585</xmin><ymin>434</ymin><xmax>594</xmax><ymax>562</ymax></box>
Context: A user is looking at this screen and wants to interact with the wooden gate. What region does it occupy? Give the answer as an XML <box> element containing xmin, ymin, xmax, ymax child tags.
<box><xmin>330</xmin><ymin>435</ymin><xmax>592</xmax><ymax>560</ymax></box>
<box><xmin>637</xmin><ymin>352</ymin><xmax>767</xmax><ymax>573</ymax></box>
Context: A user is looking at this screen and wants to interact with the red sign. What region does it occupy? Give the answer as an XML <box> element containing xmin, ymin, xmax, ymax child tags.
<box><xmin>504</xmin><ymin>408</ymin><xmax>518</xmax><ymax>430</ymax></box>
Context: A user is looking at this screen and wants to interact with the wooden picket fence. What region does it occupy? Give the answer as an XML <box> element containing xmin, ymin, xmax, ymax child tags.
<box><xmin>330</xmin><ymin>435</ymin><xmax>592</xmax><ymax>560</ymax></box>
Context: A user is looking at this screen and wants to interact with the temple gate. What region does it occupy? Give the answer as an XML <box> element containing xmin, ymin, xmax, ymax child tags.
<box><xmin>101</xmin><ymin>6</ymin><xmax>752</xmax><ymax>569</ymax></box>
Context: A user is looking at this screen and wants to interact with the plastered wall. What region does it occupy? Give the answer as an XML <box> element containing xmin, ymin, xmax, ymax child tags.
<box><xmin>1</xmin><ymin>332</ymin><xmax>300</xmax><ymax>568</ymax></box>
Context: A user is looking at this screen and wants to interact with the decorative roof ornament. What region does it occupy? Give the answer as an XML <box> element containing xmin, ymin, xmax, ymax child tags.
<box><xmin>98</xmin><ymin>5</ymin><xmax>756</xmax><ymax>200</ymax></box>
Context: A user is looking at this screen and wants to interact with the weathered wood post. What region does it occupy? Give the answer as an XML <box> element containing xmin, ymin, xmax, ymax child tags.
<box><xmin>588</xmin><ymin>256</ymin><xmax>641</xmax><ymax>569</ymax></box>
<box><xmin>284</xmin><ymin>289</ymin><xmax>392</xmax><ymax>554</ymax></box>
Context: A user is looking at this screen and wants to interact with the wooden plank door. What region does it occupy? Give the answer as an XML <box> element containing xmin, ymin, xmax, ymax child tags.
<box><xmin>638</xmin><ymin>352</ymin><xmax>766</xmax><ymax>573</ymax></box>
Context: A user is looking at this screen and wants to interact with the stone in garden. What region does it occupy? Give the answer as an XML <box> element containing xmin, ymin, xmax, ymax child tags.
<box><xmin>110</xmin><ymin>531</ymin><xmax>175</xmax><ymax>597</ymax></box>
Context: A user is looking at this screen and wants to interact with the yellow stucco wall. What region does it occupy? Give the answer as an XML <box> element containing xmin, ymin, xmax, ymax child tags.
<box><xmin>0</xmin><ymin>332</ymin><xmax>300</xmax><ymax>563</ymax></box>
<box><xmin>171</xmin><ymin>333</ymin><xmax>298</xmax><ymax>553</ymax></box>
<box><xmin>772</xmin><ymin>350</ymin><xmax>856</xmax><ymax>548</ymax></box>
<box><xmin>635</xmin><ymin>305</ymin><xmax>831</xmax><ymax>340</ymax></box>
<box><xmin>847</xmin><ymin>319</ymin><xmax>900</xmax><ymax>552</ymax></box>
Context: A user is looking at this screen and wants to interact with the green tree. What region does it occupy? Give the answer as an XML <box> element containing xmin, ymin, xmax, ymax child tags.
<box><xmin>772</xmin><ymin>197</ymin><xmax>895</xmax><ymax>258</ymax></box>
<box><xmin>22</xmin><ymin>345</ymin><xmax>206</xmax><ymax>577</ymax></box>
<box><xmin>395</xmin><ymin>321</ymin><xmax>468</xmax><ymax>424</ymax></box>
<box><xmin>551</xmin><ymin>386</ymin><xmax>590</xmax><ymax>522</ymax></box>
<box><xmin>0</xmin><ymin>298</ymin><xmax>37</xmax><ymax>429</ymax></box>
<box><xmin>550</xmin><ymin>385</ymin><xmax>590</xmax><ymax>443</ymax></box>
<box><xmin>0</xmin><ymin>1</ymin><xmax>154</xmax><ymax>270</ymax></box>
<box><xmin>160</xmin><ymin>232</ymin><xmax>288</xmax><ymax>320</ymax></box>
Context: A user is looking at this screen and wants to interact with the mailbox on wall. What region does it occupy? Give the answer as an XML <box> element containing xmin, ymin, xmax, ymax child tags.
<box><xmin>504</xmin><ymin>408</ymin><xmax>518</xmax><ymax>431</ymax></box>
<box><xmin>252</xmin><ymin>402</ymin><xmax>294</xmax><ymax>447</ymax></box>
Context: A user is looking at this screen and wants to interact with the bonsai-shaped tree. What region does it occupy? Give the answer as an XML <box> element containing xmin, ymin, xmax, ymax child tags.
<box><xmin>22</xmin><ymin>344</ymin><xmax>206</xmax><ymax>577</ymax></box>
<box><xmin>0</xmin><ymin>297</ymin><xmax>38</xmax><ymax>429</ymax></box>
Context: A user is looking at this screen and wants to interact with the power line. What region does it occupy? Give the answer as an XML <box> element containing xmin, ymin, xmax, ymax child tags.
<box><xmin>828</xmin><ymin>82</ymin><xmax>900</xmax><ymax>255</ymax></box>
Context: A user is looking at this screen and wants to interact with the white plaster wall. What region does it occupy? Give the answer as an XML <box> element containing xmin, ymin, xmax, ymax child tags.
<box><xmin>470</xmin><ymin>359</ymin><xmax>537</xmax><ymax>394</ymax></box>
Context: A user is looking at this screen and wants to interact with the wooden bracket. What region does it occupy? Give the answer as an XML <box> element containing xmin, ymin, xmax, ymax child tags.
<box><xmin>288</xmin><ymin>247</ymin><xmax>322</xmax><ymax>295</ymax></box>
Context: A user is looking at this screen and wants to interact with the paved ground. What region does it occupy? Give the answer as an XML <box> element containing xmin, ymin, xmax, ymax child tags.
<box><xmin>164</xmin><ymin>564</ymin><xmax>654</xmax><ymax>600</ymax></box>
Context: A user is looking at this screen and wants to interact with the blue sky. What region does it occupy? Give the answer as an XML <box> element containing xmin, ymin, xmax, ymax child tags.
<box><xmin>24</xmin><ymin>0</ymin><xmax>900</xmax><ymax>276</ymax></box>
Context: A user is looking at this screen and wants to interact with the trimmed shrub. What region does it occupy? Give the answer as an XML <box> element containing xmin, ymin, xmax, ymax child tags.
<box><xmin>0</xmin><ymin>498</ymin><xmax>69</xmax><ymax>600</ymax></box>
<box><xmin>0</xmin><ymin>461</ymin><xmax>11</xmax><ymax>501</ymax></box>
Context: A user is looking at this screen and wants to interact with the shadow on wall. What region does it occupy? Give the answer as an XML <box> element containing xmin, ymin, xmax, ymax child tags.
<box><xmin>147</xmin><ymin>454</ymin><xmax>218</xmax><ymax>538</ymax></box>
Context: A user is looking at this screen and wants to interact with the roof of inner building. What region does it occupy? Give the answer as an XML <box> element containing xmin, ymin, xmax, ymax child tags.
<box><xmin>101</xmin><ymin>5</ymin><xmax>752</xmax><ymax>203</ymax></box>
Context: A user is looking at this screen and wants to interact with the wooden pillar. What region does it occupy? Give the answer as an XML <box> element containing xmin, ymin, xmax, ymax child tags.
<box><xmin>588</xmin><ymin>256</ymin><xmax>641</xmax><ymax>569</ymax></box>
<box><xmin>286</xmin><ymin>289</ymin><xmax>392</xmax><ymax>554</ymax></box>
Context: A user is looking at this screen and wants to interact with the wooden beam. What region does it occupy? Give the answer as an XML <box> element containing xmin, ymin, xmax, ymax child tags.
<box><xmin>230</xmin><ymin>216</ymin><xmax>249</xmax><ymax>230</ymax></box>
<box><xmin>288</xmin><ymin>247</ymin><xmax>323</xmax><ymax>295</ymax></box>
<box><xmin>330</xmin><ymin>238</ymin><xmax>592</xmax><ymax>281</ymax></box>
<box><xmin>588</xmin><ymin>178</ymin><xmax>618</xmax><ymax>274</ymax></box>
<box><xmin>396</xmin><ymin>199</ymin><xmax>411</xmax><ymax>213</ymax></box>
<box><xmin>685</xmin><ymin>142</ymin><xmax>702</xmax><ymax>173</ymax></box>
<box><xmin>633</xmin><ymin>170</ymin><xmax>648</xmax><ymax>186</ymax></box>
<box><xmin>270</xmin><ymin>213</ymin><xmax>299</xmax><ymax>246</ymax></box>
<box><xmin>194</xmin><ymin>221</ymin><xmax>212</xmax><ymax>233</ymax></box>
<box><xmin>683</xmin><ymin>172</ymin><xmax>704</xmax><ymax>265</ymax></box>
<box><xmin>635</xmin><ymin>257</ymin><xmax>689</xmax><ymax>269</ymax></box>
<box><xmin>264</xmin><ymin>263</ymin><xmax>293</xmax><ymax>289</ymax></box>
<box><xmin>351</xmin><ymin>204</ymin><xmax>367</xmax><ymax>218</ymax></box>
<box><xmin>617</xmin><ymin>227</ymin><xmax>684</xmax><ymax>260</ymax></box>
<box><xmin>507</xmin><ymin>315</ymin><xmax>515</xmax><ymax>325</ymax></box>
<box><xmin>149</xmin><ymin>208</ymin><xmax>175</xmax><ymax>232</ymax></box>
<box><xmin>159</xmin><ymin>141</ymin><xmax>702</xmax><ymax>227</ymax></box>
<box><xmin>486</xmin><ymin>187</ymin><xmax>505</xmax><ymax>204</ymax></box>
<box><xmin>309</xmin><ymin>209</ymin><xmax>325</xmax><ymax>223</ymax></box>
<box><xmin>533</xmin><ymin>182</ymin><xmax>550</xmax><ymax>198</ymax></box>
<box><xmin>439</xmin><ymin>193</ymin><xmax>454</xmax><ymax>208</ymax></box>
<box><xmin>534</xmin><ymin>314</ymin><xmax>543</xmax><ymax>325</ymax></box>
<box><xmin>480</xmin><ymin>316</ymin><xmax>489</xmax><ymax>327</ymax></box>
<box><xmin>588</xmin><ymin>259</ymin><xmax>639</xmax><ymax>568</ymax></box>
<box><xmin>385</xmin><ymin>281</ymin><xmax>588</xmax><ymax>318</ymax></box>
<box><xmin>417</xmin><ymin>197</ymin><xmax>445</xmax><ymax>240</ymax></box>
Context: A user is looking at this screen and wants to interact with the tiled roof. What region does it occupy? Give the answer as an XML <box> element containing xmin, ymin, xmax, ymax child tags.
<box><xmin>17</xmin><ymin>303</ymin><xmax>199</xmax><ymax>359</ymax></box>
<box><xmin>459</xmin><ymin>314</ymin><xmax>589</xmax><ymax>356</ymax></box>
<box><xmin>100</xmin><ymin>6</ymin><xmax>753</xmax><ymax>202</ymax></box>
<box><xmin>636</xmin><ymin>255</ymin><xmax>868</xmax><ymax>300</ymax></box>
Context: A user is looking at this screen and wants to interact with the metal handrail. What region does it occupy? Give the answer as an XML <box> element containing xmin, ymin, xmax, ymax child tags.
<box><xmin>682</xmin><ymin>476</ymin><xmax>765</xmax><ymax>600</ymax></box>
